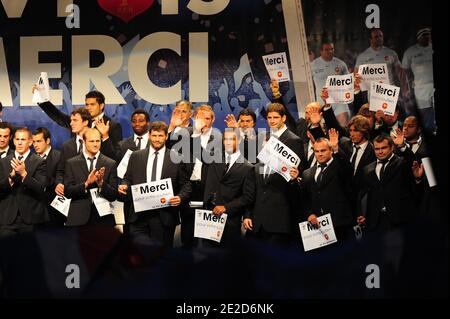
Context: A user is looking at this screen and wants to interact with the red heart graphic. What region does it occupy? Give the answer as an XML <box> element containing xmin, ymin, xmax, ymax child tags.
<box><xmin>98</xmin><ymin>0</ymin><xmax>155</xmax><ymax>23</ymax></box>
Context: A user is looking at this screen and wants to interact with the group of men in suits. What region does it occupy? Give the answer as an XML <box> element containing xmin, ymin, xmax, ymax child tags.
<box><xmin>0</xmin><ymin>83</ymin><xmax>431</xmax><ymax>251</ymax></box>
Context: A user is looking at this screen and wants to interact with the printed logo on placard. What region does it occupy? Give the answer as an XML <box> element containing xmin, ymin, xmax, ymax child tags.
<box><xmin>345</xmin><ymin>92</ymin><xmax>351</xmax><ymax>99</ymax></box>
<box><xmin>382</xmin><ymin>102</ymin><xmax>388</xmax><ymax>109</ymax></box>
<box><xmin>277</xmin><ymin>71</ymin><xmax>283</xmax><ymax>78</ymax></box>
<box><xmin>160</xmin><ymin>198</ymin><xmax>166</xmax><ymax>204</ymax></box>
<box><xmin>281</xmin><ymin>166</ymin><xmax>287</xmax><ymax>172</ymax></box>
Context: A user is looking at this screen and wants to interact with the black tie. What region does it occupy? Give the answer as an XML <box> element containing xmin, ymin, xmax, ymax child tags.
<box><xmin>136</xmin><ymin>136</ymin><xmax>143</xmax><ymax>150</ymax></box>
<box><xmin>351</xmin><ymin>145</ymin><xmax>361</xmax><ymax>170</ymax></box>
<box><xmin>263</xmin><ymin>165</ymin><xmax>271</xmax><ymax>180</ymax></box>
<box><xmin>78</xmin><ymin>139</ymin><xmax>83</xmax><ymax>154</ymax></box>
<box><xmin>151</xmin><ymin>151</ymin><xmax>158</xmax><ymax>181</ymax></box>
<box><xmin>378</xmin><ymin>159</ymin><xmax>389</xmax><ymax>181</ymax></box>
<box><xmin>18</xmin><ymin>155</ymin><xmax>24</xmax><ymax>161</ymax></box>
<box><xmin>0</xmin><ymin>151</ymin><xmax>5</xmax><ymax>158</ymax></box>
<box><xmin>88</xmin><ymin>157</ymin><xmax>95</xmax><ymax>172</ymax></box>
<box><xmin>317</xmin><ymin>163</ymin><xmax>327</xmax><ymax>185</ymax></box>
<box><xmin>225</xmin><ymin>154</ymin><xmax>232</xmax><ymax>173</ymax></box>
<box><xmin>42</xmin><ymin>154</ymin><xmax>47</xmax><ymax>159</ymax></box>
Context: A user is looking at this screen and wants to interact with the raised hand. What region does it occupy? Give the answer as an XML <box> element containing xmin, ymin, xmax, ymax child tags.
<box><xmin>328</xmin><ymin>128</ymin><xmax>339</xmax><ymax>151</ymax></box>
<box><xmin>95</xmin><ymin>118</ymin><xmax>110</xmax><ymax>139</ymax></box>
<box><xmin>270</xmin><ymin>79</ymin><xmax>280</xmax><ymax>97</ymax></box>
<box><xmin>391</xmin><ymin>127</ymin><xmax>405</xmax><ymax>146</ymax></box>
<box><xmin>224</xmin><ymin>113</ymin><xmax>239</xmax><ymax>128</ymax></box>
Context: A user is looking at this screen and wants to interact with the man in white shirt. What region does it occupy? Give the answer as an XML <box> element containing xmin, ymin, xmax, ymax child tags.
<box><xmin>402</xmin><ymin>27</ymin><xmax>436</xmax><ymax>133</ymax></box>
<box><xmin>355</xmin><ymin>28</ymin><xmax>409</xmax><ymax>102</ymax></box>
<box><xmin>311</xmin><ymin>41</ymin><xmax>351</xmax><ymax>126</ymax></box>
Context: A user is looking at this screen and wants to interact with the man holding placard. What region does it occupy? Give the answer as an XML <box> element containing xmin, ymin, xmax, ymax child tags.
<box><xmin>118</xmin><ymin>121</ymin><xmax>191</xmax><ymax>248</ymax></box>
<box><xmin>299</xmin><ymin>131</ymin><xmax>354</xmax><ymax>246</ymax></box>
<box><xmin>243</xmin><ymin>103</ymin><xmax>303</xmax><ymax>248</ymax></box>
<box><xmin>311</xmin><ymin>40</ymin><xmax>351</xmax><ymax>126</ymax></box>
<box><xmin>64</xmin><ymin>128</ymin><xmax>117</xmax><ymax>227</ymax></box>
<box><xmin>201</xmin><ymin>129</ymin><xmax>255</xmax><ymax>246</ymax></box>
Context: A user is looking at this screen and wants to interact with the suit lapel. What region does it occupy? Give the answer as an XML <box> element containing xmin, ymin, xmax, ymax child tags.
<box><xmin>160</xmin><ymin>148</ymin><xmax>170</xmax><ymax>179</ymax></box>
<box><xmin>381</xmin><ymin>155</ymin><xmax>401</xmax><ymax>184</ymax></box>
<box><xmin>318</xmin><ymin>161</ymin><xmax>336</xmax><ymax>189</ymax></box>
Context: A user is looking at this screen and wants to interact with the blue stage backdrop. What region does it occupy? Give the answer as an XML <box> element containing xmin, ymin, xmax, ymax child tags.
<box><xmin>0</xmin><ymin>0</ymin><xmax>433</xmax><ymax>149</ymax></box>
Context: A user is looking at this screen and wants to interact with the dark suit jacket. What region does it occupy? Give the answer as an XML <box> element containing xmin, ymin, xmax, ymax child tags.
<box><xmin>245</xmin><ymin>163</ymin><xmax>299</xmax><ymax>235</ymax></box>
<box><xmin>359</xmin><ymin>153</ymin><xmax>421</xmax><ymax>230</ymax></box>
<box><xmin>0</xmin><ymin>153</ymin><xmax>47</xmax><ymax>225</ymax></box>
<box><xmin>43</xmin><ymin>148</ymin><xmax>61</xmax><ymax>203</ymax></box>
<box><xmin>64</xmin><ymin>153</ymin><xmax>118</xmax><ymax>226</ymax></box>
<box><xmin>38</xmin><ymin>101</ymin><xmax>122</xmax><ymax>160</ymax></box>
<box><xmin>300</xmin><ymin>152</ymin><xmax>354</xmax><ymax>228</ymax></box>
<box><xmin>120</xmin><ymin>148</ymin><xmax>192</xmax><ymax>227</ymax></box>
<box><xmin>0</xmin><ymin>147</ymin><xmax>14</xmax><ymax>159</ymax></box>
<box><xmin>118</xmin><ymin>135</ymin><xmax>150</xmax><ymax>162</ymax></box>
<box><xmin>340</xmin><ymin>139</ymin><xmax>376</xmax><ymax>190</ymax></box>
<box><xmin>203</xmin><ymin>156</ymin><xmax>255</xmax><ymax>238</ymax></box>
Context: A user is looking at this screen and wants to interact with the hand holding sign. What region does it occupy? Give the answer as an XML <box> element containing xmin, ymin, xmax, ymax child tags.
<box><xmin>32</xmin><ymin>72</ymin><xmax>50</xmax><ymax>103</ymax></box>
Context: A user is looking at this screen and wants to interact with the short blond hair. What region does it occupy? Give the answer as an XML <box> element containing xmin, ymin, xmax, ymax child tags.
<box><xmin>194</xmin><ymin>104</ymin><xmax>215</xmax><ymax>120</ymax></box>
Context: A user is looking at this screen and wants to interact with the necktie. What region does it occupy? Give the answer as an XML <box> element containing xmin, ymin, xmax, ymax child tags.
<box><xmin>317</xmin><ymin>163</ymin><xmax>327</xmax><ymax>185</ymax></box>
<box><xmin>136</xmin><ymin>136</ymin><xmax>143</xmax><ymax>150</ymax></box>
<box><xmin>378</xmin><ymin>159</ymin><xmax>388</xmax><ymax>181</ymax></box>
<box><xmin>351</xmin><ymin>145</ymin><xmax>361</xmax><ymax>170</ymax></box>
<box><xmin>263</xmin><ymin>164</ymin><xmax>271</xmax><ymax>180</ymax></box>
<box><xmin>88</xmin><ymin>157</ymin><xmax>96</xmax><ymax>172</ymax></box>
<box><xmin>78</xmin><ymin>139</ymin><xmax>83</xmax><ymax>154</ymax></box>
<box><xmin>18</xmin><ymin>155</ymin><xmax>24</xmax><ymax>161</ymax></box>
<box><xmin>151</xmin><ymin>151</ymin><xmax>159</xmax><ymax>181</ymax></box>
<box><xmin>42</xmin><ymin>154</ymin><xmax>47</xmax><ymax>159</ymax></box>
<box><xmin>225</xmin><ymin>154</ymin><xmax>232</xmax><ymax>173</ymax></box>
<box><xmin>0</xmin><ymin>151</ymin><xmax>5</xmax><ymax>158</ymax></box>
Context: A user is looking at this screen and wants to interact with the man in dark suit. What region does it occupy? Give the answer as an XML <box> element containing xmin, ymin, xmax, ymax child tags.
<box><xmin>0</xmin><ymin>122</ymin><xmax>14</xmax><ymax>159</ymax></box>
<box><xmin>118</xmin><ymin>109</ymin><xmax>150</xmax><ymax>162</ymax></box>
<box><xmin>356</xmin><ymin>134</ymin><xmax>424</xmax><ymax>232</ymax></box>
<box><xmin>300</xmin><ymin>134</ymin><xmax>355</xmax><ymax>243</ymax></box>
<box><xmin>243</xmin><ymin>102</ymin><xmax>305</xmax><ymax>247</ymax></box>
<box><xmin>402</xmin><ymin>115</ymin><xmax>429</xmax><ymax>160</ymax></box>
<box><xmin>54</xmin><ymin>108</ymin><xmax>92</xmax><ymax>198</ymax></box>
<box><xmin>178</xmin><ymin>105</ymin><xmax>221</xmax><ymax>248</ymax></box>
<box><xmin>203</xmin><ymin>129</ymin><xmax>255</xmax><ymax>246</ymax></box>
<box><xmin>32</xmin><ymin>127</ymin><xmax>64</xmax><ymax>227</ymax></box>
<box><xmin>64</xmin><ymin>128</ymin><xmax>117</xmax><ymax>227</ymax></box>
<box><xmin>119</xmin><ymin>121</ymin><xmax>192</xmax><ymax>248</ymax></box>
<box><xmin>35</xmin><ymin>90</ymin><xmax>122</xmax><ymax>161</ymax></box>
<box><xmin>0</xmin><ymin>127</ymin><xmax>47</xmax><ymax>237</ymax></box>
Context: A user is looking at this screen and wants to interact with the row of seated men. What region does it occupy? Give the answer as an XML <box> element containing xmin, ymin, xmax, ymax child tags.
<box><xmin>0</xmin><ymin>84</ymin><xmax>432</xmax><ymax>250</ymax></box>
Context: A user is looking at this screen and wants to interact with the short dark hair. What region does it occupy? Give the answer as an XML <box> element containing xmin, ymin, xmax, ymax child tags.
<box><xmin>321</xmin><ymin>39</ymin><xmax>333</xmax><ymax>49</ymax></box>
<box><xmin>71</xmin><ymin>107</ymin><xmax>92</xmax><ymax>126</ymax></box>
<box><xmin>373</xmin><ymin>134</ymin><xmax>394</xmax><ymax>147</ymax></box>
<box><xmin>131</xmin><ymin>109</ymin><xmax>150</xmax><ymax>122</ymax></box>
<box><xmin>238</xmin><ymin>109</ymin><xmax>256</xmax><ymax>123</ymax></box>
<box><xmin>266</xmin><ymin>103</ymin><xmax>286</xmax><ymax>117</ymax></box>
<box><xmin>150</xmin><ymin>121</ymin><xmax>168</xmax><ymax>135</ymax></box>
<box><xmin>0</xmin><ymin>121</ymin><xmax>12</xmax><ymax>133</ymax></box>
<box><xmin>176</xmin><ymin>100</ymin><xmax>193</xmax><ymax>111</ymax></box>
<box><xmin>85</xmin><ymin>90</ymin><xmax>105</xmax><ymax>105</ymax></box>
<box><xmin>32</xmin><ymin>127</ymin><xmax>51</xmax><ymax>140</ymax></box>
<box><xmin>369</xmin><ymin>28</ymin><xmax>382</xmax><ymax>39</ymax></box>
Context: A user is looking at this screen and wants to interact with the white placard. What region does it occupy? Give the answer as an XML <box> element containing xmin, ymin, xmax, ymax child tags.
<box><xmin>131</xmin><ymin>178</ymin><xmax>174</xmax><ymax>212</ymax></box>
<box><xmin>369</xmin><ymin>82</ymin><xmax>400</xmax><ymax>116</ymax></box>
<box><xmin>257</xmin><ymin>136</ymin><xmax>300</xmax><ymax>182</ymax></box>
<box><xmin>325</xmin><ymin>74</ymin><xmax>354</xmax><ymax>104</ymax></box>
<box><xmin>117</xmin><ymin>149</ymin><xmax>133</xmax><ymax>179</ymax></box>
<box><xmin>357</xmin><ymin>63</ymin><xmax>390</xmax><ymax>91</ymax></box>
<box><xmin>194</xmin><ymin>209</ymin><xmax>228</xmax><ymax>243</ymax></box>
<box><xmin>421</xmin><ymin>157</ymin><xmax>437</xmax><ymax>187</ymax></box>
<box><xmin>50</xmin><ymin>195</ymin><xmax>71</xmax><ymax>217</ymax></box>
<box><xmin>299</xmin><ymin>214</ymin><xmax>337</xmax><ymax>251</ymax></box>
<box><xmin>32</xmin><ymin>72</ymin><xmax>50</xmax><ymax>103</ymax></box>
<box><xmin>90</xmin><ymin>188</ymin><xmax>114</xmax><ymax>216</ymax></box>
<box><xmin>262</xmin><ymin>52</ymin><xmax>291</xmax><ymax>82</ymax></box>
